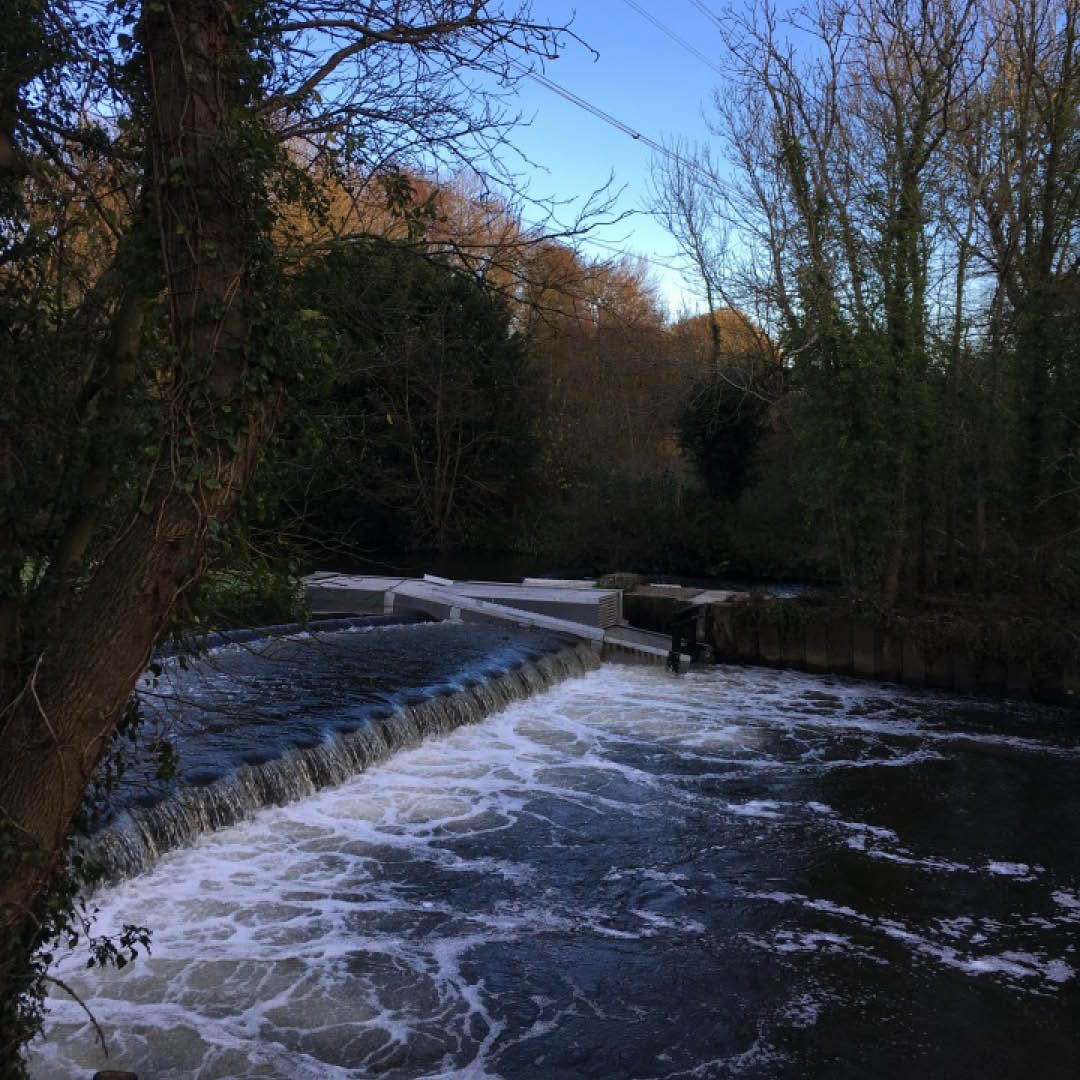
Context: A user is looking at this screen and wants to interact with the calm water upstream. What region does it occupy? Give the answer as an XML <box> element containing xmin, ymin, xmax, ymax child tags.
<box><xmin>30</xmin><ymin>635</ymin><xmax>1080</xmax><ymax>1079</ymax></box>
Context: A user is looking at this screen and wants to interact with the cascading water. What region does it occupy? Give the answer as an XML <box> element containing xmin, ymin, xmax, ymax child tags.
<box><xmin>29</xmin><ymin>639</ymin><xmax>1080</xmax><ymax>1079</ymax></box>
<box><xmin>84</xmin><ymin>620</ymin><xmax>600</xmax><ymax>882</ymax></box>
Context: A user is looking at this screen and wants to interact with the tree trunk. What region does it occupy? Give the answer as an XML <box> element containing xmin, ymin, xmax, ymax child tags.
<box><xmin>0</xmin><ymin>0</ymin><xmax>275</xmax><ymax>1015</ymax></box>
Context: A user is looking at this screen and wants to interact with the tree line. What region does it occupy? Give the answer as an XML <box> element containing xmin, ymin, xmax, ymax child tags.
<box><xmin>654</xmin><ymin>0</ymin><xmax>1080</xmax><ymax>609</ymax></box>
<box><xmin>0</xmin><ymin>0</ymin><xmax>608</xmax><ymax>1061</ymax></box>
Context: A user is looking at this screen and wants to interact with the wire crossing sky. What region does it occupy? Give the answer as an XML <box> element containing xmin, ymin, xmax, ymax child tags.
<box><xmin>504</xmin><ymin>0</ymin><xmax>740</xmax><ymax>315</ymax></box>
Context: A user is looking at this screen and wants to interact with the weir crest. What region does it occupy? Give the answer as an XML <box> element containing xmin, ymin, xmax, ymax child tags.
<box><xmin>82</xmin><ymin>638</ymin><xmax>599</xmax><ymax>883</ymax></box>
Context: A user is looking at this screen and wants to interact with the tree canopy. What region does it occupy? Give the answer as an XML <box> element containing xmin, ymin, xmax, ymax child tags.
<box><xmin>285</xmin><ymin>236</ymin><xmax>536</xmax><ymax>554</ymax></box>
<box><xmin>654</xmin><ymin>0</ymin><xmax>1080</xmax><ymax>607</ymax></box>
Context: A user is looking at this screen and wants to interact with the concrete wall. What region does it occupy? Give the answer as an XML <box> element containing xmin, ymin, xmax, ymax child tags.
<box><xmin>704</xmin><ymin>603</ymin><xmax>1078</xmax><ymax>707</ymax></box>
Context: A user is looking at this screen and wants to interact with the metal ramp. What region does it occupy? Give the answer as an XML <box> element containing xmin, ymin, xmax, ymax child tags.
<box><xmin>303</xmin><ymin>574</ymin><xmax>689</xmax><ymax>667</ymax></box>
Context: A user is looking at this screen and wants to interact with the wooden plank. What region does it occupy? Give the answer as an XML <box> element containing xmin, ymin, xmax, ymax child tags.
<box><xmin>926</xmin><ymin>650</ymin><xmax>955</xmax><ymax>690</ymax></box>
<box><xmin>877</xmin><ymin>631</ymin><xmax>903</xmax><ymax>683</ymax></box>
<box><xmin>852</xmin><ymin>621</ymin><xmax>876</xmax><ymax>678</ymax></box>
<box><xmin>1006</xmin><ymin>661</ymin><xmax>1031</xmax><ymax>698</ymax></box>
<box><xmin>977</xmin><ymin>659</ymin><xmax>1006</xmax><ymax>695</ymax></box>
<box><xmin>704</xmin><ymin>605</ymin><xmax>738</xmax><ymax>660</ymax></box>
<box><xmin>828</xmin><ymin>619</ymin><xmax>854</xmax><ymax>674</ymax></box>
<box><xmin>952</xmin><ymin>653</ymin><xmax>976</xmax><ymax>694</ymax></box>
<box><xmin>732</xmin><ymin>620</ymin><xmax>760</xmax><ymax>662</ymax></box>
<box><xmin>758</xmin><ymin>623</ymin><xmax>782</xmax><ymax>665</ymax></box>
<box><xmin>781</xmin><ymin>625</ymin><xmax>805</xmax><ymax>667</ymax></box>
<box><xmin>804</xmin><ymin>621</ymin><xmax>829</xmax><ymax>672</ymax></box>
<box><xmin>902</xmin><ymin>638</ymin><xmax>926</xmax><ymax>687</ymax></box>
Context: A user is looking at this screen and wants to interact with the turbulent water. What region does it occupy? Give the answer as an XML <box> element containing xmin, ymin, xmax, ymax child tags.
<box><xmin>85</xmin><ymin>621</ymin><xmax>593</xmax><ymax>879</ymax></box>
<box><xmin>31</xmin><ymin>645</ymin><xmax>1080</xmax><ymax>1079</ymax></box>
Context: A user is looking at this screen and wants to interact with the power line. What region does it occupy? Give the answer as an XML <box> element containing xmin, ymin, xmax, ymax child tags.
<box><xmin>517</xmin><ymin>65</ymin><xmax>718</xmax><ymax>188</ymax></box>
<box><xmin>522</xmin><ymin>68</ymin><xmax>667</xmax><ymax>155</ymax></box>
<box><xmin>685</xmin><ymin>0</ymin><xmax>727</xmax><ymax>32</ymax></box>
<box><xmin>619</xmin><ymin>0</ymin><xmax>727</xmax><ymax>77</ymax></box>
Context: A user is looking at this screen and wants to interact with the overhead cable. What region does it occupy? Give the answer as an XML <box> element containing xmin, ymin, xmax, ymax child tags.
<box><xmin>619</xmin><ymin>0</ymin><xmax>727</xmax><ymax>77</ymax></box>
<box><xmin>685</xmin><ymin>0</ymin><xmax>727</xmax><ymax>31</ymax></box>
<box><xmin>516</xmin><ymin>65</ymin><xmax>719</xmax><ymax>188</ymax></box>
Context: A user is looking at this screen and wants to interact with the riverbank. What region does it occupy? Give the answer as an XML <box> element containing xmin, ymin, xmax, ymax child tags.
<box><xmin>626</xmin><ymin>589</ymin><xmax>1080</xmax><ymax>707</ymax></box>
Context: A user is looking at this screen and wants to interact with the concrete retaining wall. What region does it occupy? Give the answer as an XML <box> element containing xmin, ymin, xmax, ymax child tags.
<box><xmin>703</xmin><ymin>603</ymin><xmax>1079</xmax><ymax>707</ymax></box>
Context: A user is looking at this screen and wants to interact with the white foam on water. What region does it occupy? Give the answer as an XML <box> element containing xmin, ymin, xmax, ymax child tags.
<box><xmin>859</xmin><ymin>848</ymin><xmax>974</xmax><ymax>873</ymax></box>
<box><xmin>741</xmin><ymin>929</ymin><xmax>882</xmax><ymax>962</ymax></box>
<box><xmin>33</xmin><ymin>669</ymin><xmax>697</xmax><ymax>1076</ymax></box>
<box><xmin>957</xmin><ymin>952</ymin><xmax>1074</xmax><ymax>983</ymax></box>
<box><xmin>740</xmin><ymin>888</ymin><xmax>1077</xmax><ymax>991</ymax></box>
<box><xmin>641</xmin><ymin>1037</ymin><xmax>790</xmax><ymax>1080</ymax></box>
<box><xmin>1052</xmin><ymin>889</ymin><xmax>1080</xmax><ymax>915</ymax></box>
<box><xmin>814</xmin><ymin>815</ymin><xmax>1052</xmax><ymax>880</ymax></box>
<box><xmin>985</xmin><ymin>860</ymin><xmax>1043</xmax><ymax>879</ymax></box>
<box><xmin>779</xmin><ymin>988</ymin><xmax>835</xmax><ymax>1031</ymax></box>
<box><xmin>723</xmin><ymin>799</ymin><xmax>787</xmax><ymax>819</ymax></box>
<box><xmin>29</xmin><ymin>661</ymin><xmax>1080</xmax><ymax>1078</ymax></box>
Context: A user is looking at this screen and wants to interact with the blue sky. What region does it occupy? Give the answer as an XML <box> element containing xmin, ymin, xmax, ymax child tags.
<box><xmin>499</xmin><ymin>0</ymin><xmax>732</xmax><ymax>316</ymax></box>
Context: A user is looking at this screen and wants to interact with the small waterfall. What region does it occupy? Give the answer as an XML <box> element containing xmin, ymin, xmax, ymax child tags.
<box><xmin>84</xmin><ymin>640</ymin><xmax>599</xmax><ymax>882</ymax></box>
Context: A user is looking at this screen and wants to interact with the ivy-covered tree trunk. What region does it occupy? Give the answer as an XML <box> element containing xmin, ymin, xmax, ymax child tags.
<box><xmin>0</xmin><ymin>0</ymin><xmax>275</xmax><ymax>1037</ymax></box>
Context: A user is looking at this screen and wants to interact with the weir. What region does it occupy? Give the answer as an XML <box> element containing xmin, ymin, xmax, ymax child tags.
<box><xmin>83</xmin><ymin>568</ymin><xmax>702</xmax><ymax>886</ymax></box>
<box><xmin>303</xmin><ymin>572</ymin><xmax>694</xmax><ymax>666</ymax></box>
<box><xmin>83</xmin><ymin>623</ymin><xmax>599</xmax><ymax>882</ymax></box>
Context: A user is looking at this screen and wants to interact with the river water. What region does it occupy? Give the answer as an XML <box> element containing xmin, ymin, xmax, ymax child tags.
<box><xmin>30</xmin><ymin>636</ymin><xmax>1080</xmax><ymax>1079</ymax></box>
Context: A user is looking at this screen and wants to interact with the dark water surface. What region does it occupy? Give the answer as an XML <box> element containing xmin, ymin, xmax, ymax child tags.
<box><xmin>32</xmin><ymin>637</ymin><xmax>1080</xmax><ymax>1079</ymax></box>
<box><xmin>125</xmin><ymin>620</ymin><xmax>570</xmax><ymax>802</ymax></box>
